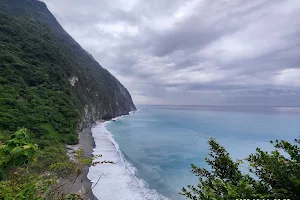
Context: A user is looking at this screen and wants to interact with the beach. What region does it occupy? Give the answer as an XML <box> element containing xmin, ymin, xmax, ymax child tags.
<box><xmin>62</xmin><ymin>127</ymin><xmax>98</xmax><ymax>200</ymax></box>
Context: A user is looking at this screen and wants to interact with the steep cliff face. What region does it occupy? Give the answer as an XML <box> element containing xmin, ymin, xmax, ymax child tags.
<box><xmin>0</xmin><ymin>0</ymin><xmax>135</xmax><ymax>144</ymax></box>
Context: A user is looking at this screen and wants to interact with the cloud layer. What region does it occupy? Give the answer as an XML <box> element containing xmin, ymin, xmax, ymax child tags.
<box><xmin>42</xmin><ymin>0</ymin><xmax>300</xmax><ymax>105</ymax></box>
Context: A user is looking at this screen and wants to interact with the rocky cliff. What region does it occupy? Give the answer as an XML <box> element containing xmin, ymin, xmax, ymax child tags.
<box><xmin>0</xmin><ymin>0</ymin><xmax>136</xmax><ymax>144</ymax></box>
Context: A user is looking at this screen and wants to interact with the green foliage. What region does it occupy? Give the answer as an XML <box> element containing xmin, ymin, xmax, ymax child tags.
<box><xmin>0</xmin><ymin>168</ymin><xmax>55</xmax><ymax>200</ymax></box>
<box><xmin>0</xmin><ymin>128</ymin><xmax>38</xmax><ymax>180</ymax></box>
<box><xmin>0</xmin><ymin>129</ymin><xmax>112</xmax><ymax>199</ymax></box>
<box><xmin>0</xmin><ymin>129</ymin><xmax>56</xmax><ymax>199</ymax></box>
<box><xmin>0</xmin><ymin>0</ymin><xmax>135</xmax><ymax>148</ymax></box>
<box><xmin>30</xmin><ymin>145</ymin><xmax>77</xmax><ymax>178</ymax></box>
<box><xmin>181</xmin><ymin>138</ymin><xmax>300</xmax><ymax>199</ymax></box>
<box><xmin>75</xmin><ymin>148</ymin><xmax>94</xmax><ymax>165</ymax></box>
<box><xmin>247</xmin><ymin>138</ymin><xmax>300</xmax><ymax>199</ymax></box>
<box><xmin>75</xmin><ymin>148</ymin><xmax>103</xmax><ymax>166</ymax></box>
<box><xmin>0</xmin><ymin>0</ymin><xmax>134</xmax><ymax>198</ymax></box>
<box><xmin>0</xmin><ymin>128</ymin><xmax>76</xmax><ymax>181</ymax></box>
<box><xmin>0</xmin><ymin>167</ymin><xmax>85</xmax><ymax>200</ymax></box>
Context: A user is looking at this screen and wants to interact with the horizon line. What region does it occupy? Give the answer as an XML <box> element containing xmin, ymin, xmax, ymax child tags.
<box><xmin>135</xmin><ymin>104</ymin><xmax>300</xmax><ymax>107</ymax></box>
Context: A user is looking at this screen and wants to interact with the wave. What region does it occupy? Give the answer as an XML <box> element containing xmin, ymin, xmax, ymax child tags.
<box><xmin>87</xmin><ymin>120</ymin><xmax>169</xmax><ymax>200</ymax></box>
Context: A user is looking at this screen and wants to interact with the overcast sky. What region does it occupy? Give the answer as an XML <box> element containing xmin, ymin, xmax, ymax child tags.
<box><xmin>42</xmin><ymin>0</ymin><xmax>300</xmax><ymax>106</ymax></box>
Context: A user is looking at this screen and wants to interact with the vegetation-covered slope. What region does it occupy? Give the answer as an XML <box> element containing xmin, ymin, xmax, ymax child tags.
<box><xmin>0</xmin><ymin>0</ymin><xmax>136</xmax><ymax>146</ymax></box>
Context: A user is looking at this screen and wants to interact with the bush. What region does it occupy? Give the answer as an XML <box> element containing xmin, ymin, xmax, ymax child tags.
<box><xmin>0</xmin><ymin>168</ymin><xmax>55</xmax><ymax>200</ymax></box>
<box><xmin>0</xmin><ymin>129</ymin><xmax>102</xmax><ymax>199</ymax></box>
<box><xmin>62</xmin><ymin>134</ymin><xmax>79</xmax><ymax>145</ymax></box>
<box><xmin>181</xmin><ymin>137</ymin><xmax>300</xmax><ymax>199</ymax></box>
<box><xmin>0</xmin><ymin>128</ymin><xmax>38</xmax><ymax>180</ymax></box>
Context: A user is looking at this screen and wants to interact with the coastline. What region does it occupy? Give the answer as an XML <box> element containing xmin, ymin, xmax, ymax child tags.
<box><xmin>68</xmin><ymin>114</ymin><xmax>133</xmax><ymax>199</ymax></box>
<box><xmin>87</xmin><ymin>117</ymin><xmax>170</xmax><ymax>200</ymax></box>
<box><xmin>64</xmin><ymin>127</ymin><xmax>98</xmax><ymax>200</ymax></box>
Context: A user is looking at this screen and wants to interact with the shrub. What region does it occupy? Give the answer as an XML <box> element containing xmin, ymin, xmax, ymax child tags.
<box><xmin>181</xmin><ymin>137</ymin><xmax>300</xmax><ymax>199</ymax></box>
<box><xmin>0</xmin><ymin>128</ymin><xmax>38</xmax><ymax>180</ymax></box>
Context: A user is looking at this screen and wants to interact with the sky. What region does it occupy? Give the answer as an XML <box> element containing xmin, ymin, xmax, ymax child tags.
<box><xmin>41</xmin><ymin>0</ymin><xmax>300</xmax><ymax>106</ymax></box>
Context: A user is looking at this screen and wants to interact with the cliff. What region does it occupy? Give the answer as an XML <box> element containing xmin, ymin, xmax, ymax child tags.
<box><xmin>0</xmin><ymin>0</ymin><xmax>136</xmax><ymax>145</ymax></box>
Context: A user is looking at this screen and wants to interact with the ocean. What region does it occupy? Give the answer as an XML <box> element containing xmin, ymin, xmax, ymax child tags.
<box><xmin>87</xmin><ymin>105</ymin><xmax>300</xmax><ymax>200</ymax></box>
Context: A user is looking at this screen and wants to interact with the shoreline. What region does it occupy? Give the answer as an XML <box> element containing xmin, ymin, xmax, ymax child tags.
<box><xmin>67</xmin><ymin>111</ymin><xmax>135</xmax><ymax>199</ymax></box>
<box><xmin>64</xmin><ymin>127</ymin><xmax>98</xmax><ymax>200</ymax></box>
<box><xmin>87</xmin><ymin>117</ymin><xmax>170</xmax><ymax>200</ymax></box>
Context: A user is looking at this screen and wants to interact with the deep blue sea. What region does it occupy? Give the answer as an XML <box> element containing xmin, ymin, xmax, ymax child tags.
<box><xmin>88</xmin><ymin>106</ymin><xmax>300</xmax><ymax>200</ymax></box>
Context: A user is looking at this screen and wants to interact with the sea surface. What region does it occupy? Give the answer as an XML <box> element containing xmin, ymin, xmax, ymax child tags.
<box><xmin>87</xmin><ymin>105</ymin><xmax>300</xmax><ymax>200</ymax></box>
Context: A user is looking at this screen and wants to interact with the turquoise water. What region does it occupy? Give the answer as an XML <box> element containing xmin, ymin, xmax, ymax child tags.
<box><xmin>105</xmin><ymin>106</ymin><xmax>300</xmax><ymax>199</ymax></box>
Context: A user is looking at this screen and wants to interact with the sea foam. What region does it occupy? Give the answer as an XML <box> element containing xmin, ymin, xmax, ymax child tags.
<box><xmin>87</xmin><ymin>120</ymin><xmax>169</xmax><ymax>200</ymax></box>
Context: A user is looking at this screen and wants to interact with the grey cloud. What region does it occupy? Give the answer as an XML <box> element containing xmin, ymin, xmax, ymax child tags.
<box><xmin>42</xmin><ymin>0</ymin><xmax>300</xmax><ymax>105</ymax></box>
<box><xmin>150</xmin><ymin>27</ymin><xmax>223</xmax><ymax>57</ymax></box>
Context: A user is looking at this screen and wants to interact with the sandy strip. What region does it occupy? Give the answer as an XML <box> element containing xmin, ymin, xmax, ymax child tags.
<box><xmin>62</xmin><ymin>127</ymin><xmax>98</xmax><ymax>200</ymax></box>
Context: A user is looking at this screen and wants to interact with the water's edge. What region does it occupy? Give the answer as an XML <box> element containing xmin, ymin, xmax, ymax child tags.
<box><xmin>87</xmin><ymin>117</ymin><xmax>169</xmax><ymax>200</ymax></box>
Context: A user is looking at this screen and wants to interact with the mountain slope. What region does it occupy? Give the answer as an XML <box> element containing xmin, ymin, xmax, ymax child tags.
<box><xmin>0</xmin><ymin>0</ymin><xmax>136</xmax><ymax>145</ymax></box>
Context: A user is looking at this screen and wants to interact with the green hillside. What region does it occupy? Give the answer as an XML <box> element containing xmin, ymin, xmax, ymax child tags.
<box><xmin>0</xmin><ymin>0</ymin><xmax>135</xmax><ymax>198</ymax></box>
<box><xmin>0</xmin><ymin>0</ymin><xmax>136</xmax><ymax>147</ymax></box>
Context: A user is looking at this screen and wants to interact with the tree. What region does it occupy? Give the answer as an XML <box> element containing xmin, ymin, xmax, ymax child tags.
<box><xmin>181</xmin><ymin>137</ymin><xmax>300</xmax><ymax>200</ymax></box>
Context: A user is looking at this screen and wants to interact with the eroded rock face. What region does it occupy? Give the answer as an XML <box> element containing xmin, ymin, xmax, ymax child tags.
<box><xmin>102</xmin><ymin>113</ymin><xmax>113</xmax><ymax>121</ymax></box>
<box><xmin>69</xmin><ymin>76</ymin><xmax>79</xmax><ymax>86</ymax></box>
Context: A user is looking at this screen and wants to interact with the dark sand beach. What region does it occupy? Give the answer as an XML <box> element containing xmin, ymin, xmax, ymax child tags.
<box><xmin>62</xmin><ymin>127</ymin><xmax>98</xmax><ymax>200</ymax></box>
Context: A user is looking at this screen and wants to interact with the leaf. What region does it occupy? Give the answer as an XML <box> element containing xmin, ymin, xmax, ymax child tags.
<box><xmin>23</xmin><ymin>145</ymin><xmax>32</xmax><ymax>150</ymax></box>
<box><xmin>11</xmin><ymin>146</ymin><xmax>23</xmax><ymax>154</ymax></box>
